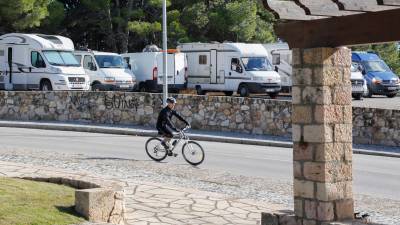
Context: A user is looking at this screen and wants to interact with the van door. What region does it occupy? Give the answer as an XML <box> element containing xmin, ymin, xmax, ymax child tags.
<box><xmin>174</xmin><ymin>53</ymin><xmax>186</xmax><ymax>86</ymax></box>
<box><xmin>82</xmin><ymin>54</ymin><xmax>98</xmax><ymax>85</ymax></box>
<box><xmin>8</xmin><ymin>47</ymin><xmax>29</xmax><ymax>90</ymax></box>
<box><xmin>210</xmin><ymin>50</ymin><xmax>217</xmax><ymax>84</ymax></box>
<box><xmin>0</xmin><ymin>48</ymin><xmax>7</xmax><ymax>90</ymax></box>
<box><xmin>157</xmin><ymin>54</ymin><xmax>174</xmax><ymax>86</ymax></box>
<box><xmin>29</xmin><ymin>51</ymin><xmax>46</xmax><ymax>90</ymax></box>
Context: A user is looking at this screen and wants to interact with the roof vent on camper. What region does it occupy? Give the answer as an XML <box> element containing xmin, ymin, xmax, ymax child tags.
<box><xmin>37</xmin><ymin>35</ymin><xmax>63</xmax><ymax>45</ymax></box>
<box><xmin>143</xmin><ymin>45</ymin><xmax>160</xmax><ymax>52</ymax></box>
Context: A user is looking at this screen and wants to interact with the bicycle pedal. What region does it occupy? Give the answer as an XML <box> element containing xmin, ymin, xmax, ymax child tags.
<box><xmin>173</xmin><ymin>153</ymin><xmax>178</xmax><ymax>157</ymax></box>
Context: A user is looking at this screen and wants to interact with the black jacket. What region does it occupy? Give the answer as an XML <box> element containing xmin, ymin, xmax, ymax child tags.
<box><xmin>156</xmin><ymin>107</ymin><xmax>188</xmax><ymax>131</ymax></box>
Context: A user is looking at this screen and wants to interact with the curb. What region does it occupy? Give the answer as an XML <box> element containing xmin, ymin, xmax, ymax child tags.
<box><xmin>0</xmin><ymin>121</ymin><xmax>399</xmax><ymax>158</ymax></box>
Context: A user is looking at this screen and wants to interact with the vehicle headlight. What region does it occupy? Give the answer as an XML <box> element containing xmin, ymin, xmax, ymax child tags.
<box><xmin>50</xmin><ymin>67</ymin><xmax>62</xmax><ymax>74</ymax></box>
<box><xmin>372</xmin><ymin>78</ymin><xmax>382</xmax><ymax>84</ymax></box>
<box><xmin>104</xmin><ymin>77</ymin><xmax>115</xmax><ymax>82</ymax></box>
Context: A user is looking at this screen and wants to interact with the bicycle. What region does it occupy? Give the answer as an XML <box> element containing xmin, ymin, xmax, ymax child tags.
<box><xmin>145</xmin><ymin>126</ymin><xmax>205</xmax><ymax>166</ymax></box>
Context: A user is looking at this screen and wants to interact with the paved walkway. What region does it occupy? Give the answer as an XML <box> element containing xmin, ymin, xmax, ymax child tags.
<box><xmin>0</xmin><ymin>160</ymin><xmax>285</xmax><ymax>225</ymax></box>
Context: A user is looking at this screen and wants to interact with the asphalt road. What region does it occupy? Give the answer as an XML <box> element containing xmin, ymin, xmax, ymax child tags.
<box><xmin>0</xmin><ymin>127</ymin><xmax>399</xmax><ymax>201</ymax></box>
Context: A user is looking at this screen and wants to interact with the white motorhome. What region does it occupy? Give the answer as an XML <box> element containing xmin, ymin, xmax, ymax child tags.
<box><xmin>0</xmin><ymin>33</ymin><xmax>89</xmax><ymax>91</ymax></box>
<box><xmin>122</xmin><ymin>51</ymin><xmax>187</xmax><ymax>92</ymax></box>
<box><xmin>178</xmin><ymin>43</ymin><xmax>282</xmax><ymax>97</ymax></box>
<box><xmin>263</xmin><ymin>43</ymin><xmax>292</xmax><ymax>92</ymax></box>
<box><xmin>74</xmin><ymin>51</ymin><xmax>136</xmax><ymax>91</ymax></box>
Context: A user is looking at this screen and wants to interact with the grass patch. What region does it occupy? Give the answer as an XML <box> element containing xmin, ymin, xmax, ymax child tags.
<box><xmin>0</xmin><ymin>177</ymin><xmax>84</xmax><ymax>225</ymax></box>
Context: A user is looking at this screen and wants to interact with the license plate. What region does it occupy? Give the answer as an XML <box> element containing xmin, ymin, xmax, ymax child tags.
<box><xmin>266</xmin><ymin>89</ymin><xmax>275</xmax><ymax>92</ymax></box>
<box><xmin>72</xmin><ymin>84</ymin><xmax>83</xmax><ymax>88</ymax></box>
<box><xmin>388</xmin><ymin>87</ymin><xmax>398</xmax><ymax>90</ymax></box>
<box><xmin>119</xmin><ymin>85</ymin><xmax>130</xmax><ymax>88</ymax></box>
<box><xmin>352</xmin><ymin>86</ymin><xmax>364</xmax><ymax>92</ymax></box>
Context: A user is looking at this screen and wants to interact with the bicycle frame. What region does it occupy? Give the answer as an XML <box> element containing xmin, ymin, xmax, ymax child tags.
<box><xmin>168</xmin><ymin>127</ymin><xmax>190</xmax><ymax>151</ymax></box>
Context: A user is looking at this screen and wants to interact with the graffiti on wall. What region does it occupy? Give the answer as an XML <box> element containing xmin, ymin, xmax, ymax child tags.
<box><xmin>104</xmin><ymin>94</ymin><xmax>139</xmax><ymax>111</ymax></box>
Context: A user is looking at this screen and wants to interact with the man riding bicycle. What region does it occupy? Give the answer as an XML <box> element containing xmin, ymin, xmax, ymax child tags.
<box><xmin>156</xmin><ymin>97</ymin><xmax>189</xmax><ymax>156</ymax></box>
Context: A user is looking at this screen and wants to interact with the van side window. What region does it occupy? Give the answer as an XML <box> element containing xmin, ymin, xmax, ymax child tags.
<box><xmin>83</xmin><ymin>55</ymin><xmax>96</xmax><ymax>70</ymax></box>
<box><xmin>231</xmin><ymin>58</ymin><xmax>242</xmax><ymax>73</ymax></box>
<box><xmin>31</xmin><ymin>51</ymin><xmax>46</xmax><ymax>68</ymax></box>
<box><xmin>74</xmin><ymin>55</ymin><xmax>82</xmax><ymax>65</ymax></box>
<box><xmin>199</xmin><ymin>55</ymin><xmax>207</xmax><ymax>65</ymax></box>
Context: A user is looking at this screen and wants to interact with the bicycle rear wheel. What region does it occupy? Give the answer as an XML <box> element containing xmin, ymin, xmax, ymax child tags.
<box><xmin>145</xmin><ymin>138</ymin><xmax>168</xmax><ymax>162</ymax></box>
<box><xmin>182</xmin><ymin>141</ymin><xmax>205</xmax><ymax>166</ymax></box>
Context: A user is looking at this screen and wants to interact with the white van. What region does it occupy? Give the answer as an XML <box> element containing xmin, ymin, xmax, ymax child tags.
<box><xmin>122</xmin><ymin>51</ymin><xmax>187</xmax><ymax>92</ymax></box>
<box><xmin>178</xmin><ymin>43</ymin><xmax>282</xmax><ymax>97</ymax></box>
<box><xmin>0</xmin><ymin>33</ymin><xmax>89</xmax><ymax>91</ymax></box>
<box><xmin>263</xmin><ymin>43</ymin><xmax>292</xmax><ymax>92</ymax></box>
<box><xmin>74</xmin><ymin>50</ymin><xmax>136</xmax><ymax>91</ymax></box>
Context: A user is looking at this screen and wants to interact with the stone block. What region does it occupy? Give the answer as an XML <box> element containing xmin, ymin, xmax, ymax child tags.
<box><xmin>315</xmin><ymin>143</ymin><xmax>344</xmax><ymax>162</ymax></box>
<box><xmin>279</xmin><ymin>214</ymin><xmax>297</xmax><ymax>225</ymax></box>
<box><xmin>313</xmin><ymin>67</ymin><xmax>343</xmax><ymax>87</ymax></box>
<box><xmin>316</xmin><ymin>181</ymin><xmax>353</xmax><ymax>201</ymax></box>
<box><xmin>304</xmin><ymin>125</ymin><xmax>333</xmax><ymax>143</ymax></box>
<box><xmin>302</xmin><ymin>86</ymin><xmax>331</xmax><ymax>105</ymax></box>
<box><xmin>294</xmin><ymin>198</ymin><xmax>304</xmax><ymax>217</ymax></box>
<box><xmin>75</xmin><ymin>188</ymin><xmax>115</xmax><ymax>222</ymax></box>
<box><xmin>314</xmin><ymin>105</ymin><xmax>343</xmax><ymax>124</ymax></box>
<box><xmin>292</xmin><ymin>125</ymin><xmax>303</xmax><ymax>142</ymax></box>
<box><xmin>293</xmin><ymin>68</ymin><xmax>313</xmax><ymax>86</ymax></box>
<box><xmin>343</xmin><ymin>106</ymin><xmax>352</xmax><ymax>124</ymax></box>
<box><xmin>292</xmin><ymin>48</ymin><xmax>302</xmax><ymax>66</ymax></box>
<box><xmin>334</xmin><ymin>124</ymin><xmax>352</xmax><ymax>143</ymax></box>
<box><xmin>304</xmin><ymin>200</ymin><xmax>317</xmax><ymax>219</ymax></box>
<box><xmin>294</xmin><ymin>161</ymin><xmax>303</xmax><ymax>179</ymax></box>
<box><xmin>293</xmin><ymin>105</ymin><xmax>313</xmax><ymax>124</ymax></box>
<box><xmin>317</xmin><ymin>202</ymin><xmax>334</xmax><ymax>221</ymax></box>
<box><xmin>303</xmin><ymin>47</ymin><xmax>351</xmax><ymax>67</ymax></box>
<box><xmin>261</xmin><ymin>212</ymin><xmax>279</xmax><ymax>225</ymax></box>
<box><xmin>293</xmin><ymin>143</ymin><xmax>314</xmax><ymax>161</ymax></box>
<box><xmin>332</xmin><ymin>85</ymin><xmax>352</xmax><ymax>105</ymax></box>
<box><xmin>292</xmin><ymin>86</ymin><xmax>303</xmax><ymax>104</ymax></box>
<box><xmin>294</xmin><ymin>179</ymin><xmax>315</xmax><ymax>198</ymax></box>
<box><xmin>335</xmin><ymin>199</ymin><xmax>354</xmax><ymax>220</ymax></box>
<box><xmin>303</xmin><ymin>219</ymin><xmax>317</xmax><ymax>225</ymax></box>
<box><xmin>304</xmin><ymin>162</ymin><xmax>325</xmax><ymax>182</ymax></box>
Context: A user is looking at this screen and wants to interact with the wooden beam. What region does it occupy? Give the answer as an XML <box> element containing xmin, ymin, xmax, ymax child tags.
<box><xmin>379</xmin><ymin>0</ymin><xmax>400</xmax><ymax>6</ymax></box>
<box><xmin>262</xmin><ymin>0</ymin><xmax>327</xmax><ymax>20</ymax></box>
<box><xmin>333</xmin><ymin>0</ymin><xmax>398</xmax><ymax>11</ymax></box>
<box><xmin>296</xmin><ymin>0</ymin><xmax>360</xmax><ymax>16</ymax></box>
<box><xmin>275</xmin><ymin>8</ymin><xmax>400</xmax><ymax>48</ymax></box>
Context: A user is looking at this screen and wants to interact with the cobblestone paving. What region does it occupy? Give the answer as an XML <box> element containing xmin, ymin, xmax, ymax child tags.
<box><xmin>0</xmin><ymin>147</ymin><xmax>399</xmax><ymax>225</ymax></box>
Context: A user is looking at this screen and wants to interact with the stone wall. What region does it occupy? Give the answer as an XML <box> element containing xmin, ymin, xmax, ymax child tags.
<box><xmin>0</xmin><ymin>91</ymin><xmax>292</xmax><ymax>137</ymax></box>
<box><xmin>0</xmin><ymin>91</ymin><xmax>398</xmax><ymax>147</ymax></box>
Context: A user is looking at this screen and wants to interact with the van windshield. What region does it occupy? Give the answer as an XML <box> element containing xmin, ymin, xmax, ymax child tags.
<box><xmin>241</xmin><ymin>57</ymin><xmax>273</xmax><ymax>71</ymax></box>
<box><xmin>363</xmin><ymin>61</ymin><xmax>391</xmax><ymax>73</ymax></box>
<box><xmin>43</xmin><ymin>51</ymin><xmax>81</xmax><ymax>67</ymax></box>
<box><xmin>94</xmin><ymin>55</ymin><xmax>124</xmax><ymax>68</ymax></box>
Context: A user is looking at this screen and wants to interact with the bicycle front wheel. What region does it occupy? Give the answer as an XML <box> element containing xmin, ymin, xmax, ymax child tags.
<box><xmin>145</xmin><ymin>138</ymin><xmax>168</xmax><ymax>162</ymax></box>
<box><xmin>182</xmin><ymin>141</ymin><xmax>205</xmax><ymax>166</ymax></box>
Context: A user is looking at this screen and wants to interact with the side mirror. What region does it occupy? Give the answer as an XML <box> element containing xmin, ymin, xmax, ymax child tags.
<box><xmin>128</xmin><ymin>64</ymin><xmax>132</xmax><ymax>70</ymax></box>
<box><xmin>236</xmin><ymin>66</ymin><xmax>243</xmax><ymax>73</ymax></box>
<box><xmin>275</xmin><ymin>66</ymin><xmax>279</xmax><ymax>72</ymax></box>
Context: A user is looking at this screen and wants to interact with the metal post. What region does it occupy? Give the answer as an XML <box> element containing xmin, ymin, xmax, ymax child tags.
<box><xmin>162</xmin><ymin>0</ymin><xmax>168</xmax><ymax>106</ymax></box>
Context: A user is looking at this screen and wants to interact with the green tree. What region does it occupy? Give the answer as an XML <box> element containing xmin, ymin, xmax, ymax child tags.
<box><xmin>0</xmin><ymin>0</ymin><xmax>51</xmax><ymax>32</ymax></box>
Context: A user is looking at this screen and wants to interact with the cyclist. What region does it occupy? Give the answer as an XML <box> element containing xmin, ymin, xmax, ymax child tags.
<box><xmin>156</xmin><ymin>97</ymin><xmax>189</xmax><ymax>156</ymax></box>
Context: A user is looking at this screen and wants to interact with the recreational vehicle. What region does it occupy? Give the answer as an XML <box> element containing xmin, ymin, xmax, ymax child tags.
<box><xmin>178</xmin><ymin>43</ymin><xmax>282</xmax><ymax>97</ymax></box>
<box><xmin>0</xmin><ymin>33</ymin><xmax>89</xmax><ymax>91</ymax></box>
<box><xmin>263</xmin><ymin>43</ymin><xmax>292</xmax><ymax>92</ymax></box>
<box><xmin>74</xmin><ymin>51</ymin><xmax>136</xmax><ymax>91</ymax></box>
<box><xmin>122</xmin><ymin>50</ymin><xmax>187</xmax><ymax>92</ymax></box>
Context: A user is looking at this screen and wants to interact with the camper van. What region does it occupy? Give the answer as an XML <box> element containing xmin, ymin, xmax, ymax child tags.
<box><xmin>0</xmin><ymin>33</ymin><xmax>89</xmax><ymax>91</ymax></box>
<box><xmin>263</xmin><ymin>43</ymin><xmax>292</xmax><ymax>92</ymax></box>
<box><xmin>122</xmin><ymin>51</ymin><xmax>187</xmax><ymax>92</ymax></box>
<box><xmin>178</xmin><ymin>43</ymin><xmax>282</xmax><ymax>97</ymax></box>
<box><xmin>74</xmin><ymin>51</ymin><xmax>136</xmax><ymax>91</ymax></box>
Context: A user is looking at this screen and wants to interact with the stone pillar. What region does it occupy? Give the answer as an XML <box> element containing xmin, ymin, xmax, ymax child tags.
<box><xmin>292</xmin><ymin>47</ymin><xmax>354</xmax><ymax>225</ymax></box>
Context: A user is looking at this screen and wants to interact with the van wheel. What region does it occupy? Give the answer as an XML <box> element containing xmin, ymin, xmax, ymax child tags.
<box><xmin>139</xmin><ymin>83</ymin><xmax>147</xmax><ymax>92</ymax></box>
<box><xmin>91</xmin><ymin>83</ymin><xmax>102</xmax><ymax>91</ymax></box>
<box><xmin>40</xmin><ymin>80</ymin><xmax>53</xmax><ymax>91</ymax></box>
<box><xmin>269</xmin><ymin>93</ymin><xmax>278</xmax><ymax>99</ymax></box>
<box><xmin>387</xmin><ymin>93</ymin><xmax>397</xmax><ymax>98</ymax></box>
<box><xmin>224</xmin><ymin>91</ymin><xmax>233</xmax><ymax>96</ymax></box>
<box><xmin>365</xmin><ymin>86</ymin><xmax>373</xmax><ymax>98</ymax></box>
<box><xmin>238</xmin><ymin>85</ymin><xmax>249</xmax><ymax>97</ymax></box>
<box><xmin>196</xmin><ymin>86</ymin><xmax>206</xmax><ymax>95</ymax></box>
<box><xmin>353</xmin><ymin>93</ymin><xmax>363</xmax><ymax>100</ymax></box>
